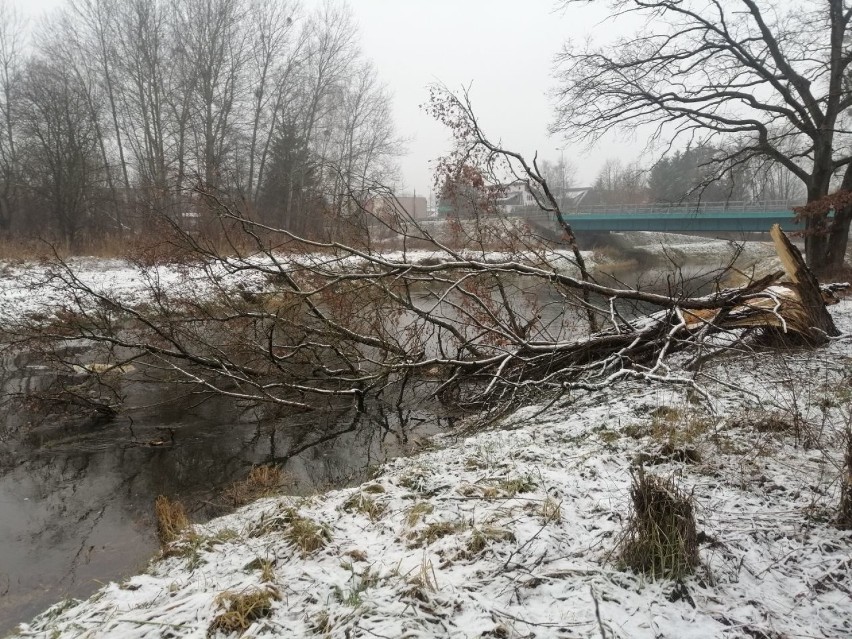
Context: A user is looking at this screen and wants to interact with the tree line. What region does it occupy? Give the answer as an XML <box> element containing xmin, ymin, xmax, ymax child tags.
<box><xmin>585</xmin><ymin>147</ymin><xmax>806</xmax><ymax>207</ymax></box>
<box><xmin>0</xmin><ymin>0</ymin><xmax>400</xmax><ymax>249</ymax></box>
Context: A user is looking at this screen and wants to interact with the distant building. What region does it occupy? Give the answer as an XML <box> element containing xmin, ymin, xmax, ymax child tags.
<box><xmin>369</xmin><ymin>195</ymin><xmax>429</xmax><ymax>220</ymax></box>
<box><xmin>495</xmin><ymin>181</ymin><xmax>538</xmax><ymax>214</ymax></box>
<box><xmin>496</xmin><ymin>181</ymin><xmax>592</xmax><ymax>214</ymax></box>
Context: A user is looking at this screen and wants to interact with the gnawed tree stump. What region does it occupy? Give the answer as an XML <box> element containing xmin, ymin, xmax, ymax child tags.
<box><xmin>681</xmin><ymin>225</ymin><xmax>841</xmax><ymax>344</ymax></box>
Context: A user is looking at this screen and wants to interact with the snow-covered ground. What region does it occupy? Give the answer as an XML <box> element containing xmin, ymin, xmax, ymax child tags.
<box><xmin>10</xmin><ymin>295</ymin><xmax>852</xmax><ymax>637</ymax></box>
<box><xmin>0</xmin><ymin>247</ymin><xmax>596</xmax><ymax>327</ymax></box>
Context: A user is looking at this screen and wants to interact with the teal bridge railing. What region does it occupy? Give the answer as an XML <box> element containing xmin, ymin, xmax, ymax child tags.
<box><xmin>513</xmin><ymin>199</ymin><xmax>804</xmax><ymax>233</ymax></box>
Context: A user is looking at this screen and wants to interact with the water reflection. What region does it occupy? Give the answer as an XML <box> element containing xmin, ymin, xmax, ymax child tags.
<box><xmin>0</xmin><ymin>353</ymin><xmax>447</xmax><ymax>634</ymax></box>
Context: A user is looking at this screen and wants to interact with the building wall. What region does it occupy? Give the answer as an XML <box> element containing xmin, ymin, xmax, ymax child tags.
<box><xmin>395</xmin><ymin>196</ymin><xmax>428</xmax><ymax>220</ymax></box>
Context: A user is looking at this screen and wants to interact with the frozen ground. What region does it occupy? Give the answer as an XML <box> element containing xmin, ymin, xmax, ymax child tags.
<box><xmin>9</xmin><ymin>294</ymin><xmax>852</xmax><ymax>637</ymax></box>
<box><xmin>611</xmin><ymin>232</ymin><xmax>781</xmax><ymax>276</ymax></box>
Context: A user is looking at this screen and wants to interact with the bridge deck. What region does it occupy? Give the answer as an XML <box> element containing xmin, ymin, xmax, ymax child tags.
<box><xmin>518</xmin><ymin>208</ymin><xmax>804</xmax><ymax>233</ymax></box>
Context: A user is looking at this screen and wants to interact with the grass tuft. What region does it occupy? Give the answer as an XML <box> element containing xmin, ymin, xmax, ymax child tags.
<box><xmin>286</xmin><ymin>510</ymin><xmax>331</xmax><ymax>555</ymax></box>
<box><xmin>208</xmin><ymin>587</ymin><xmax>279</xmax><ymax>635</ymax></box>
<box><xmin>404</xmin><ymin>502</ymin><xmax>434</xmax><ymax>528</ymax></box>
<box><xmin>540</xmin><ymin>497</ymin><xmax>562</xmax><ymax>523</ymax></box>
<box><xmin>618</xmin><ymin>470</ymin><xmax>699</xmax><ymax>580</ymax></box>
<box><xmin>310</xmin><ymin>610</ymin><xmax>333</xmax><ymax>635</ymax></box>
<box><xmin>412</xmin><ymin>520</ymin><xmax>466</xmax><ymax>546</ymax></box>
<box><xmin>466</xmin><ymin>526</ymin><xmax>516</xmax><ymax>556</ymax></box>
<box><xmin>402</xmin><ymin>555</ymin><xmax>439</xmax><ymax>602</ymax></box>
<box><xmin>244</xmin><ymin>557</ymin><xmax>276</xmax><ymax>582</ymax></box>
<box><xmin>497</xmin><ymin>475</ymin><xmax>537</xmax><ymax>496</ymax></box>
<box><xmin>224</xmin><ymin>465</ymin><xmax>285</xmax><ymax>507</ymax></box>
<box><xmin>341</xmin><ymin>492</ymin><xmax>386</xmax><ymax>520</ymax></box>
<box><xmin>361</xmin><ymin>483</ymin><xmax>386</xmax><ymax>494</ymax></box>
<box><xmin>247</xmin><ymin>508</ymin><xmax>330</xmax><ymax>555</ymax></box>
<box><xmin>154</xmin><ymin>495</ymin><xmax>190</xmax><ymax>547</ymax></box>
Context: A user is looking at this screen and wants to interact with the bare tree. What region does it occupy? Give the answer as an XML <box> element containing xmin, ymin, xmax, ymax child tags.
<box><xmin>115</xmin><ymin>0</ymin><xmax>170</xmax><ymax>200</ymax></box>
<box><xmin>18</xmin><ymin>58</ymin><xmax>109</xmax><ymax>247</ymax></box>
<box><xmin>182</xmin><ymin>0</ymin><xmax>246</xmax><ymax>189</ymax></box>
<box><xmin>69</xmin><ymin>0</ymin><xmax>133</xmax><ymax>232</ymax></box>
<box><xmin>0</xmin><ymin>0</ymin><xmax>25</xmax><ymax>233</ymax></box>
<box><xmin>591</xmin><ymin>158</ymin><xmax>647</xmax><ymax>205</ymax></box>
<box><xmin>326</xmin><ymin>61</ymin><xmax>402</xmax><ymax>218</ymax></box>
<box><xmin>244</xmin><ymin>0</ymin><xmax>297</xmax><ymax>201</ymax></box>
<box><xmin>553</xmin><ymin>0</ymin><xmax>852</xmax><ymax>273</ymax></box>
<box><xmin>538</xmin><ymin>157</ymin><xmax>576</xmax><ymax>193</ymax></box>
<box><xmin>44</xmin><ymin>5</ymin><xmax>128</xmax><ymax>235</ymax></box>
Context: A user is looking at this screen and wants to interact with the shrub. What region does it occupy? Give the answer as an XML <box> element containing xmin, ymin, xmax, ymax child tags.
<box><xmin>838</xmin><ymin>430</ymin><xmax>852</xmax><ymax>530</ymax></box>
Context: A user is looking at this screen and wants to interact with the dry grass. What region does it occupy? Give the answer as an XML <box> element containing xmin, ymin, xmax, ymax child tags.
<box><xmin>402</xmin><ymin>555</ymin><xmax>439</xmax><ymax>602</ymax></box>
<box><xmin>404</xmin><ymin>502</ymin><xmax>434</xmax><ymax>528</ymax></box>
<box><xmin>466</xmin><ymin>526</ymin><xmax>516</xmax><ymax>556</ymax></box>
<box><xmin>411</xmin><ymin>520</ymin><xmax>466</xmax><ymax>546</ymax></box>
<box><xmin>397</xmin><ymin>467</ymin><xmax>431</xmax><ymax>492</ymax></box>
<box><xmin>496</xmin><ymin>476</ymin><xmax>537</xmax><ymax>497</ymax></box>
<box><xmin>154</xmin><ymin>495</ymin><xmax>190</xmax><ymax>547</ymax></box>
<box><xmin>246</xmin><ymin>508</ymin><xmax>330</xmax><ymax>555</ymax></box>
<box><xmin>243</xmin><ymin>557</ymin><xmax>276</xmax><ymax>583</ymax></box>
<box><xmin>286</xmin><ymin>511</ymin><xmax>331</xmax><ymax>555</ymax></box>
<box><xmin>341</xmin><ymin>492</ymin><xmax>386</xmax><ymax>521</ymax></box>
<box><xmin>0</xmin><ymin>233</ymin><xmax>136</xmax><ymax>261</ymax></box>
<box><xmin>208</xmin><ymin>587</ymin><xmax>279</xmax><ymax>635</ymax></box>
<box><xmin>310</xmin><ymin>610</ymin><xmax>333</xmax><ymax>635</ymax></box>
<box><xmin>361</xmin><ymin>483</ymin><xmax>386</xmax><ymax>494</ymax></box>
<box><xmin>618</xmin><ymin>471</ymin><xmax>699</xmax><ymax>580</ymax></box>
<box><xmin>540</xmin><ymin>497</ymin><xmax>562</xmax><ymax>523</ymax></box>
<box><xmin>223</xmin><ymin>465</ymin><xmax>286</xmax><ymax>507</ymax></box>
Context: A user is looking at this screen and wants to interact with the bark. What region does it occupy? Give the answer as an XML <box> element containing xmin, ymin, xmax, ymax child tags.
<box><xmin>824</xmin><ymin>163</ymin><xmax>852</xmax><ymax>273</ymax></box>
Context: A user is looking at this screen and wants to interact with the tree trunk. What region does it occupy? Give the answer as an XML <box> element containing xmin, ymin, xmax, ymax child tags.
<box><xmin>823</xmin><ymin>163</ymin><xmax>852</xmax><ymax>273</ymax></box>
<box><xmin>805</xmin><ymin>177</ymin><xmax>832</xmax><ymax>272</ymax></box>
<box><xmin>770</xmin><ymin>225</ymin><xmax>839</xmax><ymax>341</ymax></box>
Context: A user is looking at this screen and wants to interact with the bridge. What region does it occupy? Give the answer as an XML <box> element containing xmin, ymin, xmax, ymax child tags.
<box><xmin>515</xmin><ymin>200</ymin><xmax>804</xmax><ymax>234</ymax></box>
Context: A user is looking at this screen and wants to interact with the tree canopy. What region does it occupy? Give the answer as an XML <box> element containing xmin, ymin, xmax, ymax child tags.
<box><xmin>553</xmin><ymin>0</ymin><xmax>852</xmax><ymax>272</ymax></box>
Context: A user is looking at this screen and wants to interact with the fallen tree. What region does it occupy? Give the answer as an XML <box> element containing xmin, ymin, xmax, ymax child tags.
<box><xmin>4</xmin><ymin>183</ymin><xmax>846</xmax><ymax>420</ymax></box>
<box><xmin>1</xmin><ymin>87</ymin><xmax>847</xmax><ymax>419</ymax></box>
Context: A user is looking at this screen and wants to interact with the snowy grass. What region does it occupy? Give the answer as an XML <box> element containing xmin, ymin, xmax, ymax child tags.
<box><xmin>10</xmin><ymin>300</ymin><xmax>852</xmax><ymax>638</ymax></box>
<box><xmin>0</xmin><ymin>246</ymin><xmax>596</xmax><ymax>327</ymax></box>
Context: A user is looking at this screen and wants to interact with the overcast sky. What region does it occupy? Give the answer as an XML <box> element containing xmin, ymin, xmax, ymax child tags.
<box><xmin>352</xmin><ymin>0</ymin><xmax>638</xmax><ymax>197</ymax></box>
<box><xmin>23</xmin><ymin>0</ymin><xmax>643</xmax><ymax>198</ymax></box>
<box><xmin>350</xmin><ymin>0</ymin><xmax>637</xmax><ymax>194</ymax></box>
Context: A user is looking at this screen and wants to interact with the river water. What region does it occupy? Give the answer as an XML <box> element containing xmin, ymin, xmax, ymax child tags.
<box><xmin>0</xmin><ymin>343</ymin><xmax>449</xmax><ymax>634</ymax></box>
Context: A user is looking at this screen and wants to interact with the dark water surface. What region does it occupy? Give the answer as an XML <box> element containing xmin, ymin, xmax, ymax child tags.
<box><xmin>0</xmin><ymin>346</ymin><xmax>447</xmax><ymax>635</ymax></box>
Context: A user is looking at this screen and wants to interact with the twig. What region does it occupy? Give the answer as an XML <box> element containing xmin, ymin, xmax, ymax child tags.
<box><xmin>590</xmin><ymin>586</ymin><xmax>608</xmax><ymax>639</ymax></box>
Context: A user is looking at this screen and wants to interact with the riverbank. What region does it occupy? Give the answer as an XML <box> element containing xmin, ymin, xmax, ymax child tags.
<box><xmin>12</xmin><ymin>299</ymin><xmax>852</xmax><ymax>638</ymax></box>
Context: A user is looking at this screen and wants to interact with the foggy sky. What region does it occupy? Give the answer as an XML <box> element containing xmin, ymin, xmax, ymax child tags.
<box><xmin>352</xmin><ymin>0</ymin><xmax>641</xmax><ymax>198</ymax></box>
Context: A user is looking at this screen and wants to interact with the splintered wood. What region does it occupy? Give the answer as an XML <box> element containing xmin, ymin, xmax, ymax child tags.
<box><xmin>680</xmin><ymin>225</ymin><xmax>843</xmax><ymax>343</ymax></box>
